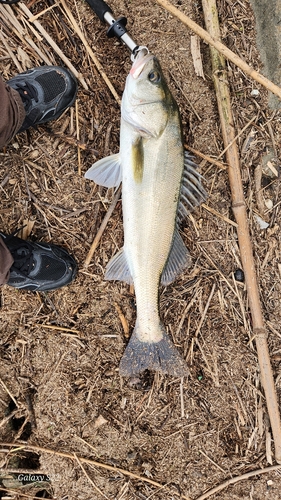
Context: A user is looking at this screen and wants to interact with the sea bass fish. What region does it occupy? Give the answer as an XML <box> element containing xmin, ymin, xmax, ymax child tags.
<box><xmin>85</xmin><ymin>49</ymin><xmax>207</xmax><ymax>377</ymax></box>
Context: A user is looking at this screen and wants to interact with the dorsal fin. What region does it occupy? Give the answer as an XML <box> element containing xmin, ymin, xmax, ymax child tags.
<box><xmin>177</xmin><ymin>152</ymin><xmax>207</xmax><ymax>221</ymax></box>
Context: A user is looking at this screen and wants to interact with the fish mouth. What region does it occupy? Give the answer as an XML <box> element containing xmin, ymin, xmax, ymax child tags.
<box><xmin>130</xmin><ymin>48</ymin><xmax>154</xmax><ymax>79</ymax></box>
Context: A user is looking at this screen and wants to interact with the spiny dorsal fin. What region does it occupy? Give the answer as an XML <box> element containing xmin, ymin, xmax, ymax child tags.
<box><xmin>178</xmin><ymin>152</ymin><xmax>207</xmax><ymax>221</ymax></box>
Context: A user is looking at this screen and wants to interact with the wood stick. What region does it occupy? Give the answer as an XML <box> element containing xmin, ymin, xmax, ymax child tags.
<box><xmin>17</xmin><ymin>2</ymin><xmax>88</xmax><ymax>90</ymax></box>
<box><xmin>194</xmin><ymin>464</ymin><xmax>281</xmax><ymax>500</ymax></box>
<box><xmin>60</xmin><ymin>0</ymin><xmax>121</xmax><ymax>104</ymax></box>
<box><xmin>155</xmin><ymin>0</ymin><xmax>281</xmax><ymax>101</ymax></box>
<box><xmin>201</xmin><ymin>0</ymin><xmax>281</xmax><ymax>463</ymax></box>
<box><xmin>84</xmin><ymin>186</ymin><xmax>122</xmax><ymax>267</ymax></box>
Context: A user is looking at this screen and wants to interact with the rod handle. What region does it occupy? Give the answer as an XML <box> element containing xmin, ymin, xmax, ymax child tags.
<box><xmin>84</xmin><ymin>0</ymin><xmax>112</xmax><ymax>22</ymax></box>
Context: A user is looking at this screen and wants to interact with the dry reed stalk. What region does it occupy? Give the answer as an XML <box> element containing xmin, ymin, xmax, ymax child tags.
<box><xmin>16</xmin><ymin>2</ymin><xmax>88</xmax><ymax>90</ymax></box>
<box><xmin>201</xmin><ymin>0</ymin><xmax>281</xmax><ymax>463</ymax></box>
<box><xmin>155</xmin><ymin>0</ymin><xmax>281</xmax><ymax>101</ymax></box>
<box><xmin>60</xmin><ymin>0</ymin><xmax>121</xmax><ymax>104</ymax></box>
<box><xmin>0</xmin><ymin>4</ymin><xmax>53</xmax><ymax>65</ymax></box>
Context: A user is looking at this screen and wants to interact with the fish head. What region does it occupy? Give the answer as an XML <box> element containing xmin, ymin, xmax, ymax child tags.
<box><xmin>121</xmin><ymin>49</ymin><xmax>177</xmax><ymax>138</ymax></box>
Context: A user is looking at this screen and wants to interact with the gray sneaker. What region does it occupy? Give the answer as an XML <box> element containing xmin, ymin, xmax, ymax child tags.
<box><xmin>0</xmin><ymin>232</ymin><xmax>77</xmax><ymax>291</ymax></box>
<box><xmin>8</xmin><ymin>66</ymin><xmax>78</xmax><ymax>132</ymax></box>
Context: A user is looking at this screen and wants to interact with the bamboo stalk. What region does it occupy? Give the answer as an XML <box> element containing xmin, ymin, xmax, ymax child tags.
<box><xmin>155</xmin><ymin>0</ymin><xmax>281</xmax><ymax>101</ymax></box>
<box><xmin>201</xmin><ymin>0</ymin><xmax>281</xmax><ymax>463</ymax></box>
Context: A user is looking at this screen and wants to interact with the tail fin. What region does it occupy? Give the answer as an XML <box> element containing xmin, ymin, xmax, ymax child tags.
<box><xmin>119</xmin><ymin>324</ymin><xmax>189</xmax><ymax>377</ymax></box>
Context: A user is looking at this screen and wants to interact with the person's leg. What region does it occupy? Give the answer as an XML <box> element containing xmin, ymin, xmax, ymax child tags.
<box><xmin>0</xmin><ymin>66</ymin><xmax>78</xmax><ymax>148</ymax></box>
<box><xmin>0</xmin><ymin>65</ymin><xmax>79</xmax><ymax>290</ymax></box>
<box><xmin>0</xmin><ymin>236</ymin><xmax>14</xmax><ymax>285</ymax></box>
<box><xmin>0</xmin><ymin>75</ymin><xmax>25</xmax><ymax>148</ymax></box>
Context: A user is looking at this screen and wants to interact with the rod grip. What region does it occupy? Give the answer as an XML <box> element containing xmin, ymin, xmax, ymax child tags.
<box><xmin>84</xmin><ymin>0</ymin><xmax>112</xmax><ymax>22</ymax></box>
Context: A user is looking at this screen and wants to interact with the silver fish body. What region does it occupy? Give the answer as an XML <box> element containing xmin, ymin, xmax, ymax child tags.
<box><xmin>85</xmin><ymin>50</ymin><xmax>207</xmax><ymax>377</ymax></box>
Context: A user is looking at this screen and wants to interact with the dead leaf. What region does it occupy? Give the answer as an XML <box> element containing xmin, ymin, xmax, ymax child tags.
<box><xmin>93</xmin><ymin>415</ymin><xmax>108</xmax><ymax>429</ymax></box>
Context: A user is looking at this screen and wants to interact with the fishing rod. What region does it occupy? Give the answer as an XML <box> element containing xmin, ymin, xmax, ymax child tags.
<box><xmin>84</xmin><ymin>0</ymin><xmax>140</xmax><ymax>56</ymax></box>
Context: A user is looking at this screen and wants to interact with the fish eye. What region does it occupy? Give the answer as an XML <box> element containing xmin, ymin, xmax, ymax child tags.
<box><xmin>148</xmin><ymin>70</ymin><xmax>161</xmax><ymax>84</ymax></box>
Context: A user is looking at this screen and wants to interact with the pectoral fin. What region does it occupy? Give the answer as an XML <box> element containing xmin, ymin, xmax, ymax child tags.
<box><xmin>105</xmin><ymin>248</ymin><xmax>133</xmax><ymax>284</ymax></box>
<box><xmin>161</xmin><ymin>229</ymin><xmax>191</xmax><ymax>286</ymax></box>
<box><xmin>84</xmin><ymin>153</ymin><xmax>122</xmax><ymax>188</ymax></box>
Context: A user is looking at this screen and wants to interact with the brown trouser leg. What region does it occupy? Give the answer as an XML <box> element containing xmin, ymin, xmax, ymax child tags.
<box><xmin>0</xmin><ymin>237</ymin><xmax>13</xmax><ymax>285</ymax></box>
<box><xmin>0</xmin><ymin>74</ymin><xmax>26</xmax><ymax>148</ymax></box>
<box><xmin>0</xmin><ymin>74</ymin><xmax>25</xmax><ymax>284</ymax></box>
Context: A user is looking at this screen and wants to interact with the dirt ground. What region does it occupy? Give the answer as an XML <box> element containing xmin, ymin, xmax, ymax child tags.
<box><xmin>0</xmin><ymin>0</ymin><xmax>281</xmax><ymax>499</ymax></box>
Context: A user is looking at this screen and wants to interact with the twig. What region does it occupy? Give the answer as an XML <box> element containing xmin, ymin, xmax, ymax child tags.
<box><xmin>154</xmin><ymin>0</ymin><xmax>281</xmax><ymax>100</ymax></box>
<box><xmin>201</xmin><ymin>0</ymin><xmax>281</xmax><ymax>463</ymax></box>
<box><xmin>74</xmin><ymin>453</ymin><xmax>110</xmax><ymax>500</ymax></box>
<box><xmin>28</xmin><ymin>2</ymin><xmax>59</xmax><ymax>22</ymax></box>
<box><xmin>1</xmin><ymin>442</ymin><xmax>280</xmax><ymax>500</ymax></box>
<box><xmin>201</xmin><ymin>203</ymin><xmax>238</xmax><ymax>227</ymax></box>
<box><xmin>84</xmin><ymin>185</ymin><xmax>122</xmax><ymax>267</ymax></box>
<box><xmin>194</xmin><ymin>464</ymin><xmax>281</xmax><ymax>500</ymax></box>
<box><xmin>194</xmin><ymin>283</ymin><xmax>216</xmax><ymax>339</ymax></box>
<box><xmin>75</xmin><ymin>99</ymin><xmax>81</xmax><ymax>175</ymax></box>
<box><xmin>0</xmin><ymin>378</ymin><xmax>18</xmax><ymax>407</ymax></box>
<box><xmin>0</xmin><ymin>30</ymin><xmax>23</xmax><ymax>72</ymax></box>
<box><xmin>0</xmin><ymin>442</ymin><xmax>192</xmax><ymax>500</ymax></box>
<box><xmin>33</xmin><ymin>323</ymin><xmax>81</xmax><ymax>334</ymax></box>
<box><xmin>185</xmin><ymin>144</ymin><xmax>227</xmax><ymax>170</ymax></box>
<box><xmin>199</xmin><ymin>449</ymin><xmax>226</xmax><ymax>473</ymax></box>
<box><xmin>17</xmin><ymin>2</ymin><xmax>88</xmax><ymax>90</ymax></box>
<box><xmin>0</xmin><ymin>409</ymin><xmax>18</xmax><ymax>430</ymax></box>
<box><xmin>114</xmin><ymin>302</ymin><xmax>130</xmax><ymax>338</ymax></box>
<box><xmin>0</xmin><ymin>488</ymin><xmax>55</xmax><ymax>500</ymax></box>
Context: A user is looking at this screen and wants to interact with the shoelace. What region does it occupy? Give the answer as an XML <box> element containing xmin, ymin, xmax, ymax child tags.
<box><xmin>10</xmin><ymin>244</ymin><xmax>35</xmax><ymax>276</ymax></box>
<box><xmin>15</xmin><ymin>81</ymin><xmax>38</xmax><ymax>109</ymax></box>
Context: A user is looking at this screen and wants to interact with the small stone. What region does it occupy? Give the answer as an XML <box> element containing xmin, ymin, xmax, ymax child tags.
<box><xmin>254</xmin><ymin>214</ymin><xmax>269</xmax><ymax>230</ymax></box>
<box><xmin>234</xmin><ymin>268</ymin><xmax>244</xmax><ymax>282</ymax></box>
<box><xmin>251</xmin><ymin>89</ymin><xmax>260</xmax><ymax>97</ymax></box>
<box><xmin>264</xmin><ymin>199</ymin><xmax>273</xmax><ymax>210</ymax></box>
